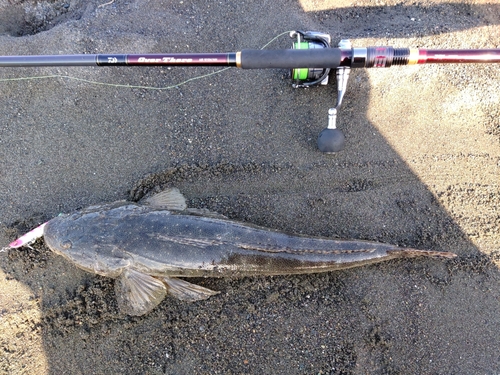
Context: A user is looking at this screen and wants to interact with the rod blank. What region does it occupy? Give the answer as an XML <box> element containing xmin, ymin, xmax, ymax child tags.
<box><xmin>0</xmin><ymin>54</ymin><xmax>97</xmax><ymax>67</ymax></box>
<box><xmin>418</xmin><ymin>49</ymin><xmax>500</xmax><ymax>64</ymax></box>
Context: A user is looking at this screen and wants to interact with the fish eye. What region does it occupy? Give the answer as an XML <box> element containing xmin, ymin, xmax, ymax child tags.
<box><xmin>61</xmin><ymin>240</ymin><xmax>72</xmax><ymax>249</ymax></box>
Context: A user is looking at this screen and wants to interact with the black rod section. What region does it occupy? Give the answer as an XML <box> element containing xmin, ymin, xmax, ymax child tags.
<box><xmin>0</xmin><ymin>54</ymin><xmax>98</xmax><ymax>67</ymax></box>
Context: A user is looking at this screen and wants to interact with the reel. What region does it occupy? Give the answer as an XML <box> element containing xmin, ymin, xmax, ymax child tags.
<box><xmin>290</xmin><ymin>31</ymin><xmax>332</xmax><ymax>88</ymax></box>
<box><xmin>290</xmin><ymin>31</ymin><xmax>350</xmax><ymax>153</ymax></box>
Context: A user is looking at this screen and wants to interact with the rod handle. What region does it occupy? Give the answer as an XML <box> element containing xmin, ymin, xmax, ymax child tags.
<box><xmin>239</xmin><ymin>48</ymin><xmax>341</xmax><ymax>69</ymax></box>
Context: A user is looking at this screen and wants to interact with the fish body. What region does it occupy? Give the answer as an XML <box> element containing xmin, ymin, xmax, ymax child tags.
<box><xmin>44</xmin><ymin>203</ymin><xmax>437</xmax><ymax>278</ymax></box>
<box><xmin>20</xmin><ymin>189</ymin><xmax>456</xmax><ymax>316</ymax></box>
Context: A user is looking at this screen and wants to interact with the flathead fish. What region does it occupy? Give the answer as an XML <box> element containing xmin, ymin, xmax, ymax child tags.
<box><xmin>9</xmin><ymin>188</ymin><xmax>456</xmax><ymax>316</ymax></box>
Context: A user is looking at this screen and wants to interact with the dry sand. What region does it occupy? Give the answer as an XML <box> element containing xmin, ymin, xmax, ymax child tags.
<box><xmin>0</xmin><ymin>0</ymin><xmax>499</xmax><ymax>373</ymax></box>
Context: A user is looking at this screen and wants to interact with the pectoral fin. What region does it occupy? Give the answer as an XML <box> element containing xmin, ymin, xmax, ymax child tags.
<box><xmin>142</xmin><ymin>188</ymin><xmax>187</xmax><ymax>211</ymax></box>
<box><xmin>115</xmin><ymin>268</ymin><xmax>167</xmax><ymax>316</ymax></box>
<box><xmin>163</xmin><ymin>277</ymin><xmax>219</xmax><ymax>302</ymax></box>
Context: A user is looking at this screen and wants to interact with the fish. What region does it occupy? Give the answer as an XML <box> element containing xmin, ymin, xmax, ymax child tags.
<box><xmin>8</xmin><ymin>188</ymin><xmax>456</xmax><ymax>316</ymax></box>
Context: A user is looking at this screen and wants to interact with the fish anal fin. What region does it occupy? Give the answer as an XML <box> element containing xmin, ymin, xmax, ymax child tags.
<box><xmin>163</xmin><ymin>277</ymin><xmax>219</xmax><ymax>302</ymax></box>
<box><xmin>142</xmin><ymin>188</ymin><xmax>187</xmax><ymax>211</ymax></box>
<box><xmin>115</xmin><ymin>269</ymin><xmax>167</xmax><ymax>316</ymax></box>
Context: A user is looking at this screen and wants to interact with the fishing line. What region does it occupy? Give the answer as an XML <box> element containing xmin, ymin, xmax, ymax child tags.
<box><xmin>0</xmin><ymin>30</ymin><xmax>292</xmax><ymax>91</ymax></box>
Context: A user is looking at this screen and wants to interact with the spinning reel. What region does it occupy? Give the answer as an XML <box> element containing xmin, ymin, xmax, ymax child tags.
<box><xmin>290</xmin><ymin>31</ymin><xmax>352</xmax><ymax>153</ymax></box>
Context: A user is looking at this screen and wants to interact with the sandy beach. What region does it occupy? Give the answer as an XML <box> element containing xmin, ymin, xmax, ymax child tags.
<box><xmin>1</xmin><ymin>0</ymin><xmax>499</xmax><ymax>373</ymax></box>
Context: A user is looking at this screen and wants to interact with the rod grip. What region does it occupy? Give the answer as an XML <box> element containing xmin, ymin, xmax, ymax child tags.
<box><xmin>240</xmin><ymin>48</ymin><xmax>341</xmax><ymax>69</ymax></box>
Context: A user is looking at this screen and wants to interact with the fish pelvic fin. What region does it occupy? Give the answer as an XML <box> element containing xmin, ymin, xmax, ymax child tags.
<box><xmin>163</xmin><ymin>277</ymin><xmax>220</xmax><ymax>302</ymax></box>
<box><xmin>142</xmin><ymin>188</ymin><xmax>187</xmax><ymax>211</ymax></box>
<box><xmin>115</xmin><ymin>268</ymin><xmax>167</xmax><ymax>316</ymax></box>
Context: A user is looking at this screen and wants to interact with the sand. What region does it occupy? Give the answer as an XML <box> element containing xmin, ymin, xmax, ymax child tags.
<box><xmin>0</xmin><ymin>0</ymin><xmax>499</xmax><ymax>373</ymax></box>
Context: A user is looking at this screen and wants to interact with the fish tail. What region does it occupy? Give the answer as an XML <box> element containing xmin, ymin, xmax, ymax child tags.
<box><xmin>387</xmin><ymin>248</ymin><xmax>457</xmax><ymax>259</ymax></box>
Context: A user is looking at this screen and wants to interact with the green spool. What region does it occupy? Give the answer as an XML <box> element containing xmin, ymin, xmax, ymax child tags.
<box><xmin>293</xmin><ymin>42</ymin><xmax>309</xmax><ymax>80</ymax></box>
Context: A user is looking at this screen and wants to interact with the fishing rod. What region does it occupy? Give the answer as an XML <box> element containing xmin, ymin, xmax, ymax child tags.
<box><xmin>1</xmin><ymin>30</ymin><xmax>499</xmax><ymax>152</ymax></box>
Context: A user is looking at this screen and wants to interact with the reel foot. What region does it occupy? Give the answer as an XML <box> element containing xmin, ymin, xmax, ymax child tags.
<box><xmin>317</xmin><ymin>128</ymin><xmax>345</xmax><ymax>153</ymax></box>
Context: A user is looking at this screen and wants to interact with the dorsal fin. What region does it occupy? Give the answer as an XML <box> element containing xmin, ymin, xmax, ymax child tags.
<box><xmin>142</xmin><ymin>188</ymin><xmax>187</xmax><ymax>211</ymax></box>
<box><xmin>115</xmin><ymin>268</ymin><xmax>167</xmax><ymax>316</ymax></box>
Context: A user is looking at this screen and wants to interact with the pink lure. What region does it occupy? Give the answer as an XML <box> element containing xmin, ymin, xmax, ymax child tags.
<box><xmin>8</xmin><ymin>222</ymin><xmax>47</xmax><ymax>248</ymax></box>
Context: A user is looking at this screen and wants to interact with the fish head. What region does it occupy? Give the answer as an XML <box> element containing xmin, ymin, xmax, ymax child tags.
<box><xmin>43</xmin><ymin>214</ymin><xmax>132</xmax><ymax>278</ymax></box>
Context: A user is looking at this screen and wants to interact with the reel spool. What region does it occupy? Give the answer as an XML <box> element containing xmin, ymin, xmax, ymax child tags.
<box><xmin>290</xmin><ymin>31</ymin><xmax>348</xmax><ymax>153</ymax></box>
<box><xmin>290</xmin><ymin>31</ymin><xmax>331</xmax><ymax>88</ymax></box>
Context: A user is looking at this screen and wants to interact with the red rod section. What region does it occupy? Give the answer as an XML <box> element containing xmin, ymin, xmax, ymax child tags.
<box><xmin>417</xmin><ymin>49</ymin><xmax>500</xmax><ymax>64</ymax></box>
<box><xmin>123</xmin><ymin>53</ymin><xmax>236</xmax><ymax>66</ymax></box>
